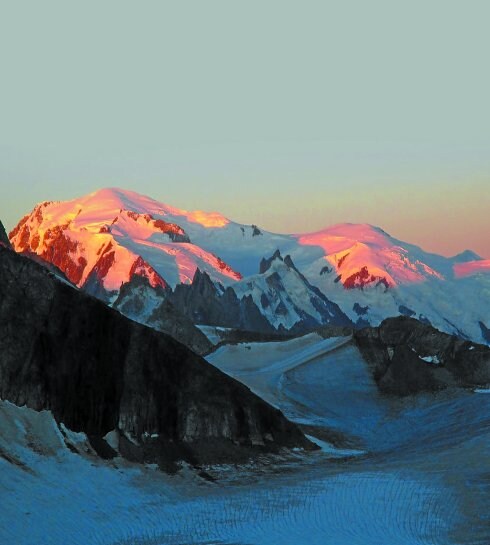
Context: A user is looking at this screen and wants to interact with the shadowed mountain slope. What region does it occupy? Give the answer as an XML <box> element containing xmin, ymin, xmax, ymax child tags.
<box><xmin>355</xmin><ymin>316</ymin><xmax>490</xmax><ymax>395</ymax></box>
<box><xmin>0</xmin><ymin>245</ymin><xmax>311</xmax><ymax>468</ymax></box>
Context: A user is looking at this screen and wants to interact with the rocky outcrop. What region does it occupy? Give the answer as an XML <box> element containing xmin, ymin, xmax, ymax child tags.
<box><xmin>0</xmin><ymin>221</ymin><xmax>10</xmax><ymax>248</ymax></box>
<box><xmin>168</xmin><ymin>269</ymin><xmax>274</xmax><ymax>332</ymax></box>
<box><xmin>259</xmin><ymin>249</ymin><xmax>282</xmax><ymax>274</ymax></box>
<box><xmin>343</xmin><ymin>266</ymin><xmax>390</xmax><ymax>290</ymax></box>
<box><xmin>236</xmin><ymin>251</ymin><xmax>353</xmax><ymax>333</ymax></box>
<box><xmin>355</xmin><ymin>316</ymin><xmax>490</xmax><ymax>395</ymax></box>
<box><xmin>120</xmin><ymin>210</ymin><xmax>191</xmax><ymax>243</ymax></box>
<box><xmin>480</xmin><ymin>321</ymin><xmax>490</xmax><ymax>344</ymax></box>
<box><xmin>0</xmin><ymin>246</ymin><xmax>312</xmax><ymax>469</ymax></box>
<box><xmin>113</xmin><ymin>275</ymin><xmax>212</xmax><ymax>355</ymax></box>
<box><xmin>13</xmin><ymin>250</ymin><xmax>73</xmax><ymax>283</ymax></box>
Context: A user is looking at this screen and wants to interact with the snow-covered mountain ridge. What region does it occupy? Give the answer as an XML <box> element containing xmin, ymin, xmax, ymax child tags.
<box><xmin>8</xmin><ymin>187</ymin><xmax>490</xmax><ymax>344</ymax></box>
<box><xmin>9</xmin><ymin>188</ymin><xmax>242</xmax><ymax>299</ymax></box>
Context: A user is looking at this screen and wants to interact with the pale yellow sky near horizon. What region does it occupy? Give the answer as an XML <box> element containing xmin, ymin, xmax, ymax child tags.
<box><xmin>1</xmin><ymin>1</ymin><xmax>489</xmax><ymax>257</ymax></box>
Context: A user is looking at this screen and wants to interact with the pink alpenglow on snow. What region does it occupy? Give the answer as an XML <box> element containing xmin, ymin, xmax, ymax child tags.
<box><xmin>453</xmin><ymin>260</ymin><xmax>490</xmax><ymax>278</ymax></box>
<box><xmin>8</xmin><ymin>188</ymin><xmax>241</xmax><ymax>298</ymax></box>
<box><xmin>296</xmin><ymin>223</ymin><xmax>443</xmax><ymax>288</ymax></box>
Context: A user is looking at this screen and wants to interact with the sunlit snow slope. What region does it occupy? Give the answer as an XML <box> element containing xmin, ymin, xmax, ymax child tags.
<box><xmin>9</xmin><ymin>187</ymin><xmax>490</xmax><ymax>342</ymax></box>
<box><xmin>9</xmin><ymin>188</ymin><xmax>241</xmax><ymax>298</ymax></box>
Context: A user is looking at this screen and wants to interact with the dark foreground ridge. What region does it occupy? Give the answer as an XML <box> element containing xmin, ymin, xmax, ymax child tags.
<box><xmin>0</xmin><ymin>221</ymin><xmax>10</xmax><ymax>248</ymax></box>
<box><xmin>355</xmin><ymin>316</ymin><xmax>490</xmax><ymax>395</ymax></box>
<box><xmin>0</xmin><ymin>245</ymin><xmax>312</xmax><ymax>470</ymax></box>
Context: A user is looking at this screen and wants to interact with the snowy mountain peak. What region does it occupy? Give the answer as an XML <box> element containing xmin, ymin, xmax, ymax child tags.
<box><xmin>451</xmin><ymin>249</ymin><xmax>483</xmax><ymax>263</ymax></box>
<box><xmin>296</xmin><ymin>223</ymin><xmax>444</xmax><ymax>288</ymax></box>
<box><xmin>9</xmin><ymin>188</ymin><xmax>241</xmax><ymax>301</ymax></box>
<box><xmin>7</xmin><ymin>187</ymin><xmax>490</xmax><ymax>344</ymax></box>
<box><xmin>235</xmin><ymin>250</ymin><xmax>352</xmax><ymax>331</ymax></box>
<box><xmin>87</xmin><ymin>187</ymin><xmax>231</xmax><ymax>229</ymax></box>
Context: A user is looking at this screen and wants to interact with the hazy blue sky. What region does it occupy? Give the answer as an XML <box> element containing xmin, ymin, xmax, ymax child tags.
<box><xmin>1</xmin><ymin>0</ymin><xmax>489</xmax><ymax>257</ymax></box>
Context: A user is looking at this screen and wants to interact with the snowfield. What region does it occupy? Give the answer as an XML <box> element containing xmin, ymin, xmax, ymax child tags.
<box><xmin>2</xmin><ymin>334</ymin><xmax>490</xmax><ymax>544</ymax></box>
<box><xmin>0</xmin><ymin>401</ymin><xmax>459</xmax><ymax>545</ymax></box>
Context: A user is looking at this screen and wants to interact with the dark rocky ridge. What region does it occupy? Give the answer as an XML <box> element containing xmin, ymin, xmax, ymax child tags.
<box><xmin>0</xmin><ymin>246</ymin><xmax>312</xmax><ymax>468</ymax></box>
<box><xmin>0</xmin><ymin>221</ymin><xmax>10</xmax><ymax>248</ymax></box>
<box><xmin>259</xmin><ymin>249</ymin><xmax>282</xmax><ymax>274</ymax></box>
<box><xmin>112</xmin><ymin>268</ymin><xmax>275</xmax><ymax>346</ymax></box>
<box><xmin>480</xmin><ymin>321</ymin><xmax>490</xmax><ymax>344</ymax></box>
<box><xmin>355</xmin><ymin>316</ymin><xmax>490</xmax><ymax>395</ymax></box>
<box><xmin>113</xmin><ymin>275</ymin><xmax>213</xmax><ymax>355</ymax></box>
<box><xmin>18</xmin><ymin>249</ymin><xmax>74</xmax><ymax>284</ymax></box>
<box><xmin>167</xmin><ymin>269</ymin><xmax>274</xmax><ymax>332</ymax></box>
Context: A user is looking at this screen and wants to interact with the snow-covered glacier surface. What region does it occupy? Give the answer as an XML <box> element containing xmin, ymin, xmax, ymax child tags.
<box><xmin>2</xmin><ymin>335</ymin><xmax>490</xmax><ymax>545</ymax></box>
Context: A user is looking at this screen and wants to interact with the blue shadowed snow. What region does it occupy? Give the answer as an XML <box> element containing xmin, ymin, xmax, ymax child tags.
<box><xmin>1</xmin><ymin>333</ymin><xmax>489</xmax><ymax>544</ymax></box>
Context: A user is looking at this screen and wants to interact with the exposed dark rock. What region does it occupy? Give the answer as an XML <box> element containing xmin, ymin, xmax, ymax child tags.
<box><xmin>266</xmin><ymin>271</ymin><xmax>285</xmax><ymax>292</ymax></box>
<box><xmin>148</xmin><ymin>299</ymin><xmax>213</xmax><ymax>355</ymax></box>
<box><xmin>112</xmin><ymin>275</ymin><xmax>212</xmax><ymax>355</ymax></box>
<box><xmin>251</xmin><ymin>224</ymin><xmax>262</xmax><ymax>236</ymax></box>
<box><xmin>282</xmin><ymin>254</ymin><xmax>298</xmax><ymax>270</ymax></box>
<box><xmin>355</xmin><ymin>317</ymin><xmax>370</xmax><ymax>328</ymax></box>
<box><xmin>343</xmin><ymin>266</ymin><xmax>389</xmax><ymax>290</ymax></box>
<box><xmin>337</xmin><ymin>253</ymin><xmax>349</xmax><ymax>268</ymax></box>
<box><xmin>15</xmin><ymin>250</ymin><xmax>73</xmax><ymax>284</ymax></box>
<box><xmin>0</xmin><ymin>246</ymin><xmax>312</xmax><ymax>467</ymax></box>
<box><xmin>315</xmin><ymin>325</ymin><xmax>354</xmax><ymax>339</ymax></box>
<box><xmin>259</xmin><ymin>249</ymin><xmax>282</xmax><ymax>274</ymax></box>
<box><xmin>355</xmin><ymin>316</ymin><xmax>490</xmax><ymax>395</ymax></box>
<box><xmin>353</xmin><ymin>303</ymin><xmax>369</xmax><ymax>316</ymax></box>
<box><xmin>260</xmin><ymin>293</ymin><xmax>270</xmax><ymax>309</ymax></box>
<box><xmin>0</xmin><ymin>221</ymin><xmax>10</xmax><ymax>248</ymax></box>
<box><xmin>88</xmin><ymin>436</ymin><xmax>118</xmax><ymax>460</ymax></box>
<box><xmin>275</xmin><ymin>301</ymin><xmax>289</xmax><ymax>316</ymax></box>
<box><xmin>121</xmin><ymin>210</ymin><xmax>190</xmax><ymax>243</ymax></box>
<box><xmin>398</xmin><ymin>305</ymin><xmax>415</xmax><ymax>317</ymax></box>
<box><xmin>167</xmin><ymin>269</ymin><xmax>274</xmax><ymax>332</ymax></box>
<box><xmin>480</xmin><ymin>321</ymin><xmax>490</xmax><ymax>344</ymax></box>
<box><xmin>206</xmin><ymin>329</ymin><xmax>295</xmax><ymax>355</ymax></box>
<box><xmin>319</xmin><ymin>265</ymin><xmax>332</xmax><ymax>275</ymax></box>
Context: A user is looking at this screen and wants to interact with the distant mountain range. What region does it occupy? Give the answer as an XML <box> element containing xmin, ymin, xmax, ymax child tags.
<box><xmin>8</xmin><ymin>187</ymin><xmax>490</xmax><ymax>345</ymax></box>
<box><xmin>2</xmin><ymin>188</ymin><xmax>490</xmax><ymax>543</ymax></box>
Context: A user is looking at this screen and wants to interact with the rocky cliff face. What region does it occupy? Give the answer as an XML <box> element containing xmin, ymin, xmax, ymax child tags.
<box><xmin>235</xmin><ymin>251</ymin><xmax>353</xmax><ymax>332</ymax></box>
<box><xmin>355</xmin><ymin>316</ymin><xmax>490</xmax><ymax>395</ymax></box>
<box><xmin>167</xmin><ymin>269</ymin><xmax>274</xmax><ymax>332</ymax></box>
<box><xmin>112</xmin><ymin>268</ymin><xmax>274</xmax><ymax>348</ymax></box>
<box><xmin>0</xmin><ymin>246</ymin><xmax>311</xmax><ymax>468</ymax></box>
<box><xmin>0</xmin><ymin>221</ymin><xmax>10</xmax><ymax>248</ymax></box>
<box><xmin>113</xmin><ymin>275</ymin><xmax>213</xmax><ymax>355</ymax></box>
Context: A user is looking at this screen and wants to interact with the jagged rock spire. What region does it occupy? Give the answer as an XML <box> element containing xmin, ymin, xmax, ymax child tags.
<box><xmin>0</xmin><ymin>220</ymin><xmax>11</xmax><ymax>248</ymax></box>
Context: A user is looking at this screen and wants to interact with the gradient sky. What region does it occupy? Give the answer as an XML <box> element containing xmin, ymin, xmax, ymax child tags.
<box><xmin>1</xmin><ymin>1</ymin><xmax>489</xmax><ymax>257</ymax></box>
